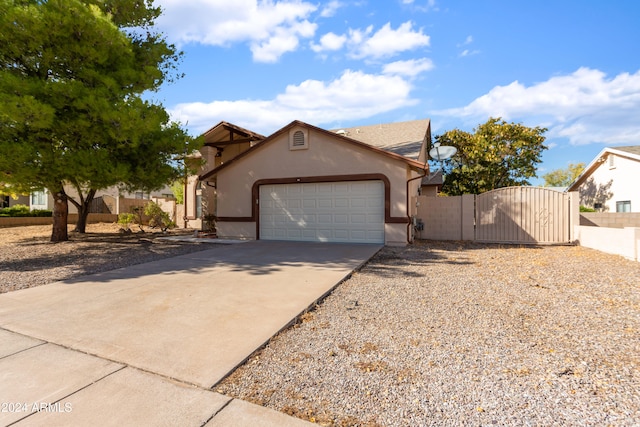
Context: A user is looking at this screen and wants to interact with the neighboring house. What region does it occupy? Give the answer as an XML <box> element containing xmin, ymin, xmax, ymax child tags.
<box><xmin>568</xmin><ymin>146</ymin><xmax>640</xmax><ymax>212</ymax></box>
<box><xmin>1</xmin><ymin>194</ymin><xmax>29</xmax><ymax>209</ymax></box>
<box><xmin>190</xmin><ymin>119</ymin><xmax>431</xmax><ymax>245</ymax></box>
<box><xmin>65</xmin><ymin>185</ymin><xmax>176</xmax><ymax>214</ymax></box>
<box><xmin>29</xmin><ymin>190</ymin><xmax>51</xmax><ymax>210</ymax></box>
<box><xmin>18</xmin><ymin>186</ymin><xmax>175</xmax><ymax>214</ymax></box>
<box><xmin>420</xmin><ymin>170</ymin><xmax>444</xmax><ymax>196</ymax></box>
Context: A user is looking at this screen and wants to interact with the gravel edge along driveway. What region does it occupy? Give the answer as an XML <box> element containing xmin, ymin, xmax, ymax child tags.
<box><xmin>2</xmin><ymin>226</ymin><xmax>639</xmax><ymax>425</ymax></box>
<box><xmin>0</xmin><ymin>224</ymin><xmax>211</xmax><ymax>294</ymax></box>
<box><xmin>217</xmin><ymin>241</ymin><xmax>640</xmax><ymax>426</ymax></box>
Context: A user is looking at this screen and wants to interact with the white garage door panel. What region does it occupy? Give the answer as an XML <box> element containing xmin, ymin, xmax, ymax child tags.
<box><xmin>260</xmin><ymin>181</ymin><xmax>384</xmax><ymax>243</ymax></box>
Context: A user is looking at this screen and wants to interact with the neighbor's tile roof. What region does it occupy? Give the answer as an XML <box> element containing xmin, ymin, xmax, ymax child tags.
<box><xmin>331</xmin><ymin>119</ymin><xmax>430</xmax><ymax>160</ymax></box>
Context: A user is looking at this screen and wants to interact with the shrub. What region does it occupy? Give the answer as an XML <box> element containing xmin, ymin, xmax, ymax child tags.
<box><xmin>580</xmin><ymin>205</ymin><xmax>597</xmax><ymax>212</ymax></box>
<box><xmin>203</xmin><ymin>213</ymin><xmax>217</xmax><ymax>232</ymax></box>
<box><xmin>31</xmin><ymin>209</ymin><xmax>53</xmax><ymax>217</ymax></box>
<box><xmin>117</xmin><ymin>213</ymin><xmax>136</xmax><ymax>231</ymax></box>
<box><xmin>144</xmin><ymin>201</ymin><xmax>174</xmax><ymax>232</ymax></box>
<box><xmin>0</xmin><ymin>204</ymin><xmax>52</xmax><ymax>217</ymax></box>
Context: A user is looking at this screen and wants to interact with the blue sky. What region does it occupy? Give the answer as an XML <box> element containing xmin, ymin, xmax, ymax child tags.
<box><xmin>150</xmin><ymin>0</ymin><xmax>640</xmax><ymax>185</ymax></box>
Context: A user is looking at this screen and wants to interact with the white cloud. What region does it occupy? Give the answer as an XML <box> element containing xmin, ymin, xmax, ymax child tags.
<box><xmin>458</xmin><ymin>35</ymin><xmax>473</xmax><ymax>47</ymax></box>
<box><xmin>155</xmin><ymin>0</ymin><xmax>317</xmax><ymax>62</ymax></box>
<box><xmin>252</xmin><ymin>20</ymin><xmax>317</xmax><ymax>62</ymax></box>
<box><xmin>383</xmin><ymin>58</ymin><xmax>434</xmax><ymax>77</ymax></box>
<box><xmin>348</xmin><ymin>21</ymin><xmax>430</xmax><ymax>60</ymax></box>
<box><xmin>311</xmin><ymin>32</ymin><xmax>348</xmax><ymax>52</ymax></box>
<box><xmin>320</xmin><ymin>0</ymin><xmax>343</xmax><ymax>17</ymax></box>
<box><xmin>170</xmin><ymin>70</ymin><xmax>418</xmax><ymax>134</ymax></box>
<box><xmin>437</xmin><ymin>68</ymin><xmax>640</xmax><ymax>145</ymax></box>
<box><xmin>457</xmin><ymin>35</ymin><xmax>479</xmax><ymax>57</ymax></box>
<box><xmin>408</xmin><ymin>0</ymin><xmax>438</xmax><ymax>12</ymax></box>
<box><xmin>459</xmin><ymin>49</ymin><xmax>480</xmax><ymax>57</ymax></box>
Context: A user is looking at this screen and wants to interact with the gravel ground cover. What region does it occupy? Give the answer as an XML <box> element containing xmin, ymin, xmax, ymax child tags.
<box><xmin>217</xmin><ymin>241</ymin><xmax>640</xmax><ymax>426</ymax></box>
<box><xmin>0</xmin><ymin>223</ymin><xmax>211</xmax><ymax>293</ymax></box>
<box><xmin>2</xmin><ymin>226</ymin><xmax>639</xmax><ymax>425</ymax></box>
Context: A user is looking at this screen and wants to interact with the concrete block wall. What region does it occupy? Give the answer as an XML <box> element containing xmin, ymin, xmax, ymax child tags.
<box><xmin>580</xmin><ymin>212</ymin><xmax>640</xmax><ymax>228</ymax></box>
<box><xmin>0</xmin><ymin>214</ymin><xmax>118</xmax><ymax>228</ymax></box>
<box><xmin>416</xmin><ymin>195</ymin><xmax>474</xmax><ymax>241</ymax></box>
<box><xmin>461</xmin><ymin>194</ymin><xmax>475</xmax><ymax>241</ymax></box>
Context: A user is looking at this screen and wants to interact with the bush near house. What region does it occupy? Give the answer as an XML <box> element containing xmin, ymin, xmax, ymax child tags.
<box><xmin>0</xmin><ymin>204</ymin><xmax>52</xmax><ymax>217</ymax></box>
<box><xmin>144</xmin><ymin>201</ymin><xmax>175</xmax><ymax>232</ymax></box>
<box><xmin>580</xmin><ymin>206</ymin><xmax>597</xmax><ymax>212</ymax></box>
<box><xmin>117</xmin><ymin>213</ymin><xmax>137</xmax><ymax>232</ymax></box>
<box><xmin>117</xmin><ymin>201</ymin><xmax>174</xmax><ymax>232</ymax></box>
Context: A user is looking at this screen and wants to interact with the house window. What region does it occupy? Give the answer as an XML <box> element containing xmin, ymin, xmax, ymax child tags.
<box><xmin>1</xmin><ymin>196</ymin><xmax>9</xmax><ymax>208</ymax></box>
<box><xmin>289</xmin><ymin>128</ymin><xmax>308</xmax><ymax>150</ymax></box>
<box><xmin>134</xmin><ymin>191</ymin><xmax>144</xmax><ymax>199</ymax></box>
<box><xmin>616</xmin><ymin>201</ymin><xmax>631</xmax><ymax>213</ymax></box>
<box><xmin>608</xmin><ymin>155</ymin><xmax>616</xmax><ymax>169</ymax></box>
<box><xmin>31</xmin><ymin>191</ymin><xmax>46</xmax><ymax>206</ymax></box>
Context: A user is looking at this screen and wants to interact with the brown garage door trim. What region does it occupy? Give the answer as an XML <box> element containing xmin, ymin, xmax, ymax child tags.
<box><xmin>216</xmin><ymin>173</ymin><xmax>408</xmax><ymax>239</ymax></box>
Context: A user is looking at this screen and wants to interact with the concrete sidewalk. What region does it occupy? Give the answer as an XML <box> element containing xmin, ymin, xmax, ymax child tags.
<box><xmin>0</xmin><ymin>241</ymin><xmax>380</xmax><ymax>426</ymax></box>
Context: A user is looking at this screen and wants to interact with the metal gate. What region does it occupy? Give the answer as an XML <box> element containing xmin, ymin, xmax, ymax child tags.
<box><xmin>476</xmin><ymin>187</ymin><xmax>572</xmax><ymax>244</ymax></box>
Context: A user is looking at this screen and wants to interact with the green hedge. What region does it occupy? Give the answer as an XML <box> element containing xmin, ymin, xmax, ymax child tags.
<box><xmin>0</xmin><ymin>204</ymin><xmax>52</xmax><ymax>217</ymax></box>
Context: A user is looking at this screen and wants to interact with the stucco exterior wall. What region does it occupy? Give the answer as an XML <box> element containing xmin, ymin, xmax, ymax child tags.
<box><xmin>578</xmin><ymin>154</ymin><xmax>640</xmax><ymax>212</ymax></box>
<box><xmin>216</xmin><ymin>222</ymin><xmax>256</xmax><ymax>240</ymax></box>
<box><xmin>575</xmin><ymin>225</ymin><xmax>640</xmax><ymax>262</ymax></box>
<box><xmin>215</xmin><ymin>125</ymin><xmax>420</xmax><ymax>244</ymax></box>
<box><xmin>9</xmin><ymin>195</ymin><xmax>30</xmax><ymax>208</ymax></box>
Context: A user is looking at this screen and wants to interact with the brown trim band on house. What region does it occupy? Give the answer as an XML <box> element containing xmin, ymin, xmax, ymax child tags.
<box><xmin>216</xmin><ymin>174</ymin><xmax>409</xmax><ymax>239</ymax></box>
<box><xmin>216</xmin><ymin>216</ymin><xmax>253</xmax><ymax>222</ymax></box>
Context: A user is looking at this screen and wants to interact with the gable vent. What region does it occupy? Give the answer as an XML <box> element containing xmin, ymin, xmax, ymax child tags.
<box><xmin>293</xmin><ymin>130</ymin><xmax>305</xmax><ymax>146</ymax></box>
<box><xmin>289</xmin><ymin>128</ymin><xmax>309</xmax><ymax>150</ymax></box>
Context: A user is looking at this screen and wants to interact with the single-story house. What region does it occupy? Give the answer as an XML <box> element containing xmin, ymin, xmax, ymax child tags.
<box><xmin>568</xmin><ymin>145</ymin><xmax>640</xmax><ymax>212</ymax></box>
<box><xmin>6</xmin><ymin>185</ymin><xmax>176</xmax><ymax>214</ymax></box>
<box><xmin>1</xmin><ymin>193</ymin><xmax>29</xmax><ymax>209</ymax></box>
<box><xmin>189</xmin><ymin>119</ymin><xmax>431</xmax><ymax>245</ymax></box>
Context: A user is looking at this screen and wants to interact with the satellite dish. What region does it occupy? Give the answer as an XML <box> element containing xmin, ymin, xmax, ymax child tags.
<box><xmin>429</xmin><ymin>144</ymin><xmax>457</xmax><ymax>161</ymax></box>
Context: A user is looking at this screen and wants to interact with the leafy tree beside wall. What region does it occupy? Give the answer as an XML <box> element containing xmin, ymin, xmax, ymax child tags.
<box><xmin>435</xmin><ymin>118</ymin><xmax>548</xmax><ymax>196</ymax></box>
<box><xmin>0</xmin><ymin>0</ymin><xmax>198</xmax><ymax>241</ymax></box>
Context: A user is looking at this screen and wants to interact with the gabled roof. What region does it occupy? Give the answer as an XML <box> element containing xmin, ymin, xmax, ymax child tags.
<box><xmin>202</xmin><ymin>121</ymin><xmax>266</xmax><ymax>147</ymax></box>
<box><xmin>331</xmin><ymin>119</ymin><xmax>430</xmax><ymax>160</ymax></box>
<box><xmin>200</xmin><ymin>120</ymin><xmax>429</xmax><ymax>181</ymax></box>
<box><xmin>421</xmin><ymin>170</ymin><xmax>443</xmax><ymax>186</ymax></box>
<box><xmin>567</xmin><ymin>145</ymin><xmax>640</xmax><ymax>191</ymax></box>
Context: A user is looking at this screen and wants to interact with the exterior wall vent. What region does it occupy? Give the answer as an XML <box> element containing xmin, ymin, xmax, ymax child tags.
<box><xmin>293</xmin><ymin>131</ymin><xmax>305</xmax><ymax>146</ymax></box>
<box><xmin>289</xmin><ymin>128</ymin><xmax>308</xmax><ymax>150</ymax></box>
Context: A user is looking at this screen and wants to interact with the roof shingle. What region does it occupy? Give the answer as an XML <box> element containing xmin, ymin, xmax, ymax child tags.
<box><xmin>330</xmin><ymin>119</ymin><xmax>430</xmax><ymax>160</ymax></box>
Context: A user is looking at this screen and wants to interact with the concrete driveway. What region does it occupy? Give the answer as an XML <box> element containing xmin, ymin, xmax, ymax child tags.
<box><xmin>0</xmin><ymin>241</ymin><xmax>380</xmax><ymax>426</ymax></box>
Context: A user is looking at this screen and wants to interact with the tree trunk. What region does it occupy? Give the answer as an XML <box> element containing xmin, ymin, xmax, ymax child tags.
<box><xmin>51</xmin><ymin>188</ymin><xmax>69</xmax><ymax>242</ymax></box>
<box><xmin>72</xmin><ymin>188</ymin><xmax>96</xmax><ymax>233</ymax></box>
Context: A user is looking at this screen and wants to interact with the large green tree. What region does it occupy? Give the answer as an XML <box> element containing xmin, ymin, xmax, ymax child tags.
<box><xmin>542</xmin><ymin>163</ymin><xmax>585</xmax><ymax>187</ymax></box>
<box><xmin>435</xmin><ymin>117</ymin><xmax>547</xmax><ymax>195</ymax></box>
<box><xmin>0</xmin><ymin>0</ymin><xmax>196</xmax><ymax>241</ymax></box>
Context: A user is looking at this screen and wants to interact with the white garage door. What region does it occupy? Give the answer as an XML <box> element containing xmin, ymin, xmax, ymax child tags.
<box><xmin>259</xmin><ymin>181</ymin><xmax>385</xmax><ymax>243</ymax></box>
